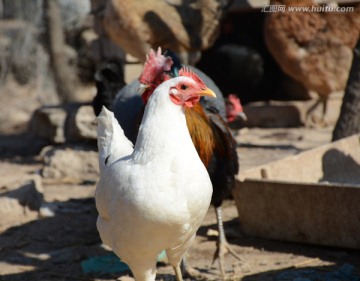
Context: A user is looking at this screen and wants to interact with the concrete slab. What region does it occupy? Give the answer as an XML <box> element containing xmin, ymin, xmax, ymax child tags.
<box><xmin>243</xmin><ymin>92</ymin><xmax>343</xmax><ymax>128</ymax></box>
<box><xmin>233</xmin><ymin>134</ymin><xmax>360</xmax><ymax>248</ymax></box>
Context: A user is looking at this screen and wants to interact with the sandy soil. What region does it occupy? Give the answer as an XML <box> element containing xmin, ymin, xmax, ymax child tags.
<box><xmin>0</xmin><ymin>80</ymin><xmax>359</xmax><ymax>281</ymax></box>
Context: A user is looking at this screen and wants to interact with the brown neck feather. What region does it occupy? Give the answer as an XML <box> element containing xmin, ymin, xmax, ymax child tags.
<box><xmin>185</xmin><ymin>104</ymin><xmax>215</xmax><ymax>167</ymax></box>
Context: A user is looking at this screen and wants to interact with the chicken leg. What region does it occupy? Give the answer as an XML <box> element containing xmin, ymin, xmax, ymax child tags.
<box><xmin>181</xmin><ymin>206</ymin><xmax>242</xmax><ymax>279</ymax></box>
<box><xmin>306</xmin><ymin>95</ymin><xmax>329</xmax><ymax>127</ymax></box>
<box><xmin>174</xmin><ymin>264</ymin><xmax>184</xmax><ymax>281</ymax></box>
<box><xmin>213</xmin><ymin>206</ymin><xmax>242</xmax><ymax>278</ymax></box>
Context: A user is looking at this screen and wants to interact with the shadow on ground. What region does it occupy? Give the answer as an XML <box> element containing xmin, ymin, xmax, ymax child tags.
<box><xmin>1</xmin><ymin>197</ymin><xmax>360</xmax><ymax>281</ymax></box>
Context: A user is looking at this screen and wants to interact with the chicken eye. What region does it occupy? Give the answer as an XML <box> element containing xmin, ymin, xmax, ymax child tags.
<box><xmin>180</xmin><ymin>84</ymin><xmax>188</xmax><ymax>90</ymax></box>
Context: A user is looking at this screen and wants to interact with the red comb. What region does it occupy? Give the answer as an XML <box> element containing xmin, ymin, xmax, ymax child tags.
<box><xmin>178</xmin><ymin>67</ymin><xmax>206</xmax><ymax>88</ymax></box>
<box><xmin>139</xmin><ymin>47</ymin><xmax>173</xmax><ymax>84</ymax></box>
<box><xmin>228</xmin><ymin>94</ymin><xmax>243</xmax><ymax>111</ymax></box>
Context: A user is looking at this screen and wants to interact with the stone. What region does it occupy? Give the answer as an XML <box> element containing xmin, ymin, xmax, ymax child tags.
<box><xmin>30</xmin><ymin>104</ymin><xmax>97</xmax><ymax>144</ymax></box>
<box><xmin>30</xmin><ymin>106</ymin><xmax>67</xmax><ymax>143</ymax></box>
<box><xmin>66</xmin><ymin>105</ymin><xmax>97</xmax><ymax>141</ymax></box>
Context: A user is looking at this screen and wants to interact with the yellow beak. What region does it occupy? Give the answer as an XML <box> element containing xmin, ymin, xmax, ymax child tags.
<box><xmin>198</xmin><ymin>87</ymin><xmax>216</xmax><ymax>98</ymax></box>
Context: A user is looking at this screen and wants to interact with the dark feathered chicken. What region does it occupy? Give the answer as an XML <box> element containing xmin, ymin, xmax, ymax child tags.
<box><xmin>92</xmin><ymin>59</ymin><xmax>125</xmax><ymax>117</ymax></box>
<box><xmin>92</xmin><ymin>48</ymin><xmax>242</xmax><ymax>278</ymax></box>
<box><xmin>197</xmin><ymin>43</ymin><xmax>264</xmax><ymax>103</ymax></box>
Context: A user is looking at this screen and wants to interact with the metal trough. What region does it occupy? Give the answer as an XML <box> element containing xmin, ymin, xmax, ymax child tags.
<box><xmin>233</xmin><ymin>134</ymin><xmax>360</xmax><ymax>248</ymax></box>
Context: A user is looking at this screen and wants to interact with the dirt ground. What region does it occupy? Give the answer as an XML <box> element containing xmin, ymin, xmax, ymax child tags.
<box><xmin>0</xmin><ymin>82</ymin><xmax>360</xmax><ymax>281</ymax></box>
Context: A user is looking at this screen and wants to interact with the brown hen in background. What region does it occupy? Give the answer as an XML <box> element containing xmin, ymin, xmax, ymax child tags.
<box><xmin>102</xmin><ymin>0</ymin><xmax>234</xmax><ymax>65</ymax></box>
<box><xmin>264</xmin><ymin>0</ymin><xmax>360</xmax><ymax>125</ymax></box>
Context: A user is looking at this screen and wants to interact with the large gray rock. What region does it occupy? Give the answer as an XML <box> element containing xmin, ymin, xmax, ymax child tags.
<box><xmin>30</xmin><ymin>106</ymin><xmax>67</xmax><ymax>143</ymax></box>
<box><xmin>30</xmin><ymin>104</ymin><xmax>97</xmax><ymax>143</ymax></box>
<box><xmin>66</xmin><ymin>105</ymin><xmax>97</xmax><ymax>141</ymax></box>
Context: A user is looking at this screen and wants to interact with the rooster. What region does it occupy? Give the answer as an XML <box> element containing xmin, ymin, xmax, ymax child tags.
<box><xmin>95</xmin><ymin>70</ymin><xmax>214</xmax><ymax>281</ymax></box>
<box><xmin>264</xmin><ymin>0</ymin><xmax>360</xmax><ymax>125</ymax></box>
<box><xmin>93</xmin><ymin>48</ymin><xmax>242</xmax><ymax>277</ymax></box>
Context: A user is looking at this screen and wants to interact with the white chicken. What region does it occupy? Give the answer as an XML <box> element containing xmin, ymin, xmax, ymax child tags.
<box><xmin>95</xmin><ymin>69</ymin><xmax>215</xmax><ymax>281</ymax></box>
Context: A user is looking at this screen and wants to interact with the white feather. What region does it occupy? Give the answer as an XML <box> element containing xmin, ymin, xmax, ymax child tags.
<box><xmin>96</xmin><ymin>106</ymin><xmax>133</xmax><ymax>172</ymax></box>
<box><xmin>95</xmin><ymin>77</ymin><xmax>213</xmax><ymax>281</ymax></box>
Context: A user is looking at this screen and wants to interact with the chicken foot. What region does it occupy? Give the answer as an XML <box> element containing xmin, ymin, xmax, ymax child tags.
<box><xmin>181</xmin><ymin>206</ymin><xmax>242</xmax><ymax>280</ymax></box>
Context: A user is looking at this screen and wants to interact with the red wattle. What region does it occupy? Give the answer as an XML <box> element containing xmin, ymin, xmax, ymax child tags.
<box><xmin>184</xmin><ymin>96</ymin><xmax>200</xmax><ymax>108</ymax></box>
<box><xmin>170</xmin><ymin>94</ymin><xmax>200</xmax><ymax>108</ymax></box>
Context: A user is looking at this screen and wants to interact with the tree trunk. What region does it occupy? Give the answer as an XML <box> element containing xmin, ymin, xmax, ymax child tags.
<box><xmin>43</xmin><ymin>0</ymin><xmax>79</xmax><ymax>103</ymax></box>
<box><xmin>332</xmin><ymin>40</ymin><xmax>360</xmax><ymax>141</ymax></box>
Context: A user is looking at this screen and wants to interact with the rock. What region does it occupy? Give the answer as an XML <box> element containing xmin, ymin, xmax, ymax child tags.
<box><xmin>66</xmin><ymin>105</ymin><xmax>97</xmax><ymax>141</ymax></box>
<box><xmin>41</xmin><ymin>146</ymin><xmax>99</xmax><ymax>182</ymax></box>
<box><xmin>0</xmin><ymin>175</ymin><xmax>44</xmax><ymax>215</ymax></box>
<box><xmin>243</xmin><ymin>94</ymin><xmax>342</xmax><ymax>128</ymax></box>
<box><xmin>30</xmin><ymin>104</ymin><xmax>97</xmax><ymax>143</ymax></box>
<box><xmin>244</xmin><ymin>101</ymin><xmax>303</xmax><ymax>128</ymax></box>
<box><xmin>30</xmin><ymin>106</ymin><xmax>67</xmax><ymax>143</ymax></box>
